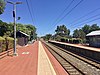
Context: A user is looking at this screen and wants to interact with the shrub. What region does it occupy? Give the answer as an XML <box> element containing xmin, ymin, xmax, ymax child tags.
<box><xmin>66</xmin><ymin>38</ymin><xmax>69</xmax><ymax>43</ymax></box>
<box><xmin>0</xmin><ymin>37</ymin><xmax>5</xmax><ymax>52</ymax></box>
<box><xmin>70</xmin><ymin>38</ymin><xmax>82</xmax><ymax>44</ymax></box>
<box><xmin>6</xmin><ymin>37</ymin><xmax>14</xmax><ymax>50</ymax></box>
<box><xmin>0</xmin><ymin>37</ymin><xmax>14</xmax><ymax>53</ymax></box>
<box><xmin>69</xmin><ymin>39</ymin><xmax>73</xmax><ymax>43</ymax></box>
<box><xmin>60</xmin><ymin>38</ymin><xmax>66</xmax><ymax>42</ymax></box>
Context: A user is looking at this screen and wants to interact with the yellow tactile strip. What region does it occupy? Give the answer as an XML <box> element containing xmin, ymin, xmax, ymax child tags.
<box><xmin>38</xmin><ymin>41</ymin><xmax>56</xmax><ymax>75</ymax></box>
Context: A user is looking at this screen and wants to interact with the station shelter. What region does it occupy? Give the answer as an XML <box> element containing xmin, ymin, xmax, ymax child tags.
<box><xmin>16</xmin><ymin>31</ymin><xmax>29</xmax><ymax>46</ymax></box>
<box><xmin>86</xmin><ymin>30</ymin><xmax>100</xmax><ymax>47</ymax></box>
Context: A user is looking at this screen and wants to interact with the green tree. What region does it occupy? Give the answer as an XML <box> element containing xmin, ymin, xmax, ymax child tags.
<box><xmin>0</xmin><ymin>20</ymin><xmax>37</xmax><ymax>41</ymax></box>
<box><xmin>25</xmin><ymin>24</ymin><xmax>37</xmax><ymax>40</ymax></box>
<box><xmin>66</xmin><ymin>29</ymin><xmax>70</xmax><ymax>35</ymax></box>
<box><xmin>0</xmin><ymin>0</ymin><xmax>5</xmax><ymax>15</ymax></box>
<box><xmin>73</xmin><ymin>24</ymin><xmax>100</xmax><ymax>41</ymax></box>
<box><xmin>55</xmin><ymin>25</ymin><xmax>70</xmax><ymax>37</ymax></box>
<box><xmin>0</xmin><ymin>20</ymin><xmax>8</xmax><ymax>36</ymax></box>
<box><xmin>78</xmin><ymin>29</ymin><xmax>85</xmax><ymax>39</ymax></box>
<box><xmin>82</xmin><ymin>24</ymin><xmax>91</xmax><ymax>34</ymax></box>
<box><xmin>90</xmin><ymin>24</ymin><xmax>100</xmax><ymax>32</ymax></box>
<box><xmin>16</xmin><ymin>23</ymin><xmax>27</xmax><ymax>33</ymax></box>
<box><xmin>73</xmin><ymin>29</ymin><xmax>85</xmax><ymax>39</ymax></box>
<box><xmin>73</xmin><ymin>29</ymin><xmax>79</xmax><ymax>38</ymax></box>
<box><xmin>6</xmin><ymin>23</ymin><xmax>14</xmax><ymax>36</ymax></box>
<box><xmin>42</xmin><ymin>34</ymin><xmax>52</xmax><ymax>41</ymax></box>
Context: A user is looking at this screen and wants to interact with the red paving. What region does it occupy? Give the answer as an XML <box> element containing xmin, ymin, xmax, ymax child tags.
<box><xmin>0</xmin><ymin>41</ymin><xmax>68</xmax><ymax>75</ymax></box>
<box><xmin>0</xmin><ymin>41</ymin><xmax>38</xmax><ymax>75</ymax></box>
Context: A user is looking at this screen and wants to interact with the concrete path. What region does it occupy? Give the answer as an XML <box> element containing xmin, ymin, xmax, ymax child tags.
<box><xmin>38</xmin><ymin>41</ymin><xmax>56</xmax><ymax>75</ymax></box>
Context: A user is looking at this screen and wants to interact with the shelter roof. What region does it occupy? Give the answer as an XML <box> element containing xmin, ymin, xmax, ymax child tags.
<box><xmin>86</xmin><ymin>30</ymin><xmax>100</xmax><ymax>36</ymax></box>
<box><xmin>17</xmin><ymin>31</ymin><xmax>29</xmax><ymax>37</ymax></box>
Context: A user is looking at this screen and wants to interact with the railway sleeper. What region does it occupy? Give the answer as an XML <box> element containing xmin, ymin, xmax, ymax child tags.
<box><xmin>67</xmin><ymin>69</ymin><xmax>80</xmax><ymax>73</ymax></box>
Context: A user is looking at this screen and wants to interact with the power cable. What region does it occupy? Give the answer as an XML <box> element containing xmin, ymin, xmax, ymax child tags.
<box><xmin>25</xmin><ymin>0</ymin><xmax>34</xmax><ymax>25</ymax></box>
<box><xmin>72</xmin><ymin>17</ymin><xmax>100</xmax><ymax>29</ymax></box>
<box><xmin>71</xmin><ymin>13</ymin><xmax>100</xmax><ymax>26</ymax></box>
<box><xmin>68</xmin><ymin>7</ymin><xmax>100</xmax><ymax>25</ymax></box>
<box><xmin>46</xmin><ymin>0</ymin><xmax>84</xmax><ymax>34</ymax></box>
<box><xmin>51</xmin><ymin>0</ymin><xmax>84</xmax><ymax>29</ymax></box>
<box><xmin>51</xmin><ymin>0</ymin><xmax>75</xmax><ymax>26</ymax></box>
<box><xmin>30</xmin><ymin>0</ymin><xmax>37</xmax><ymax>25</ymax></box>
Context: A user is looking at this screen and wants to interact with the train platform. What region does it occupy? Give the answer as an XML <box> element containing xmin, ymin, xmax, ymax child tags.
<box><xmin>0</xmin><ymin>41</ymin><xmax>68</xmax><ymax>75</ymax></box>
<box><xmin>50</xmin><ymin>40</ymin><xmax>100</xmax><ymax>52</ymax></box>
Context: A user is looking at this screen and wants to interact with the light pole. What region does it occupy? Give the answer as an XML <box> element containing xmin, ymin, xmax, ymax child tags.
<box><xmin>7</xmin><ymin>1</ymin><xmax>22</xmax><ymax>56</ymax></box>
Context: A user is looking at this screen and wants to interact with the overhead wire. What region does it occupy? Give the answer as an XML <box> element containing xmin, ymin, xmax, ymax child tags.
<box><xmin>46</xmin><ymin>0</ymin><xmax>100</xmax><ymax>34</ymax></box>
<box><xmin>71</xmin><ymin>13</ymin><xmax>100</xmax><ymax>27</ymax></box>
<box><xmin>72</xmin><ymin>17</ymin><xmax>100</xmax><ymax>29</ymax></box>
<box><xmin>51</xmin><ymin>0</ymin><xmax>84</xmax><ymax>29</ymax></box>
<box><xmin>25</xmin><ymin>0</ymin><xmax>35</xmax><ymax>25</ymax></box>
<box><xmin>30</xmin><ymin>0</ymin><xmax>37</xmax><ymax>25</ymax></box>
<box><xmin>51</xmin><ymin>0</ymin><xmax>75</xmax><ymax>26</ymax></box>
<box><xmin>46</xmin><ymin>0</ymin><xmax>84</xmax><ymax>34</ymax></box>
<box><xmin>68</xmin><ymin>7</ymin><xmax>100</xmax><ymax>25</ymax></box>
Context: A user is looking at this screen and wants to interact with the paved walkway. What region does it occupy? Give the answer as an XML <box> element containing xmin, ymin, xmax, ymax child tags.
<box><xmin>0</xmin><ymin>42</ymin><xmax>38</xmax><ymax>75</ymax></box>
<box><xmin>38</xmin><ymin>41</ymin><xmax>56</xmax><ymax>75</ymax></box>
<box><xmin>0</xmin><ymin>41</ymin><xmax>68</xmax><ymax>75</ymax></box>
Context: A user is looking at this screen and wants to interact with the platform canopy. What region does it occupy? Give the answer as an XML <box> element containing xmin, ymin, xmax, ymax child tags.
<box><xmin>86</xmin><ymin>30</ymin><xmax>100</xmax><ymax>36</ymax></box>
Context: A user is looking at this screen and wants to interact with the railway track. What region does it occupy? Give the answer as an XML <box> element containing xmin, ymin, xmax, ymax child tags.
<box><xmin>42</xmin><ymin>41</ymin><xmax>100</xmax><ymax>75</ymax></box>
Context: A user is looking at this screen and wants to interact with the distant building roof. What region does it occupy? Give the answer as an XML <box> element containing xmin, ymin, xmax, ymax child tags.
<box><xmin>86</xmin><ymin>30</ymin><xmax>100</xmax><ymax>36</ymax></box>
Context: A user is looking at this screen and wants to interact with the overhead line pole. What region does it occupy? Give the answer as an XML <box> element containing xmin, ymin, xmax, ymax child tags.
<box><xmin>7</xmin><ymin>1</ymin><xmax>22</xmax><ymax>56</ymax></box>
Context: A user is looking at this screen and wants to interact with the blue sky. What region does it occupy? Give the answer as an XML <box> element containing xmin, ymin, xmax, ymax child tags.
<box><xmin>1</xmin><ymin>0</ymin><xmax>100</xmax><ymax>36</ymax></box>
